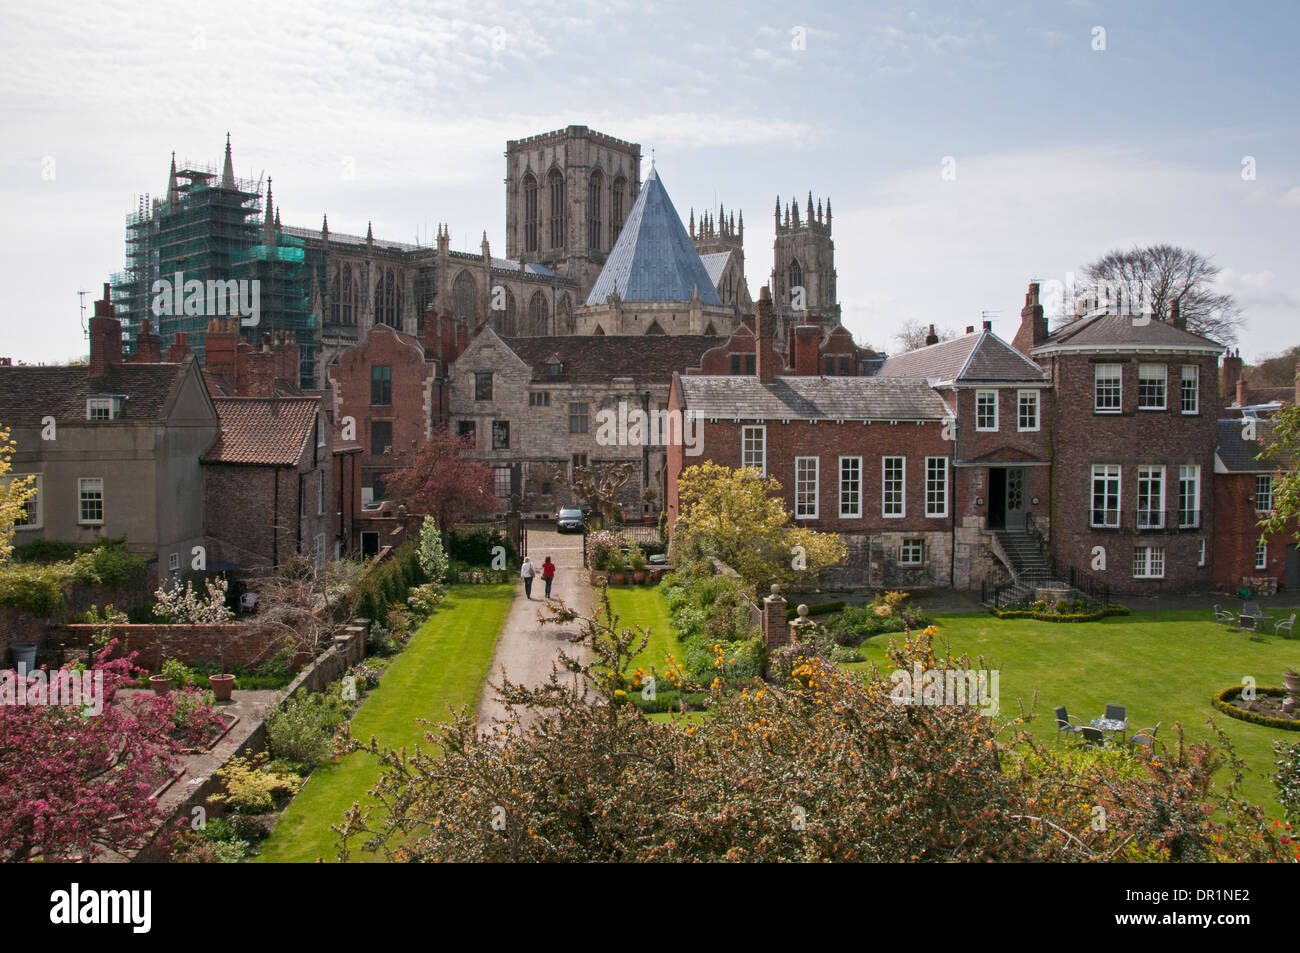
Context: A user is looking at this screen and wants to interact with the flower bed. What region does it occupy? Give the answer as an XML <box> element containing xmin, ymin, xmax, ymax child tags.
<box><xmin>989</xmin><ymin>604</ymin><xmax>1129</xmax><ymax>623</ymax></box>
<box><xmin>1212</xmin><ymin>685</ymin><xmax>1300</xmax><ymax>731</ymax></box>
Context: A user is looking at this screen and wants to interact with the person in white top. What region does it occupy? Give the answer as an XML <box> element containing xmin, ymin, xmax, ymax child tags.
<box><xmin>520</xmin><ymin>556</ymin><xmax>536</xmax><ymax>600</ymax></box>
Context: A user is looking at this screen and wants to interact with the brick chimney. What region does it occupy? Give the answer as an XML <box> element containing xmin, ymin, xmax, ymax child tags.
<box><xmin>165</xmin><ymin>332</ymin><xmax>191</xmax><ymax>363</ymax></box>
<box><xmin>924</xmin><ymin>324</ymin><xmax>939</xmax><ymax>346</ymax></box>
<box><xmin>793</xmin><ymin>325</ymin><xmax>821</xmax><ymax>375</ymax></box>
<box><xmin>755</xmin><ymin>286</ymin><xmax>777</xmax><ymax>383</ymax></box>
<box><xmin>131</xmin><ymin>315</ymin><xmax>162</xmax><ymax>363</ymax></box>
<box><xmin>205</xmin><ymin>318</ymin><xmax>239</xmax><ymax>385</ymax></box>
<box><xmin>88</xmin><ymin>283</ymin><xmax>123</xmax><ymax>379</ymax></box>
<box><xmin>1011</xmin><ymin>282</ymin><xmax>1048</xmax><ymax>358</ymax></box>
<box><xmin>1170</xmin><ymin>297</ymin><xmax>1186</xmax><ymax>330</ymax></box>
<box><xmin>454</xmin><ymin>319</ymin><xmax>468</xmax><ymax>363</ymax></box>
<box><xmin>422</xmin><ymin>304</ymin><xmax>440</xmax><ymax>361</ymax></box>
<box><xmin>438</xmin><ymin>307</ymin><xmax>456</xmax><ymax>364</ymax></box>
<box><xmin>1237</xmin><ymin>375</ymin><xmax>1249</xmax><ymax>410</ymax></box>
<box><xmin>1221</xmin><ymin>349</ymin><xmax>1243</xmax><ymax>403</ymax></box>
<box><xmin>273</xmin><ymin>331</ymin><xmax>299</xmax><ymax>386</ymax></box>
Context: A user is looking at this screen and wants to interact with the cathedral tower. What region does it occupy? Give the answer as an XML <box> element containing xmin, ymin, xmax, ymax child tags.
<box><xmin>504</xmin><ymin>126</ymin><xmax>642</xmax><ymax>301</ymax></box>
<box><xmin>770</xmin><ymin>192</ymin><xmax>839</xmax><ymax>346</ymax></box>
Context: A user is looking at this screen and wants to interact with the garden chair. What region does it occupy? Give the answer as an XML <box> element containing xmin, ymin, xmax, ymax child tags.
<box><xmin>1214</xmin><ymin>605</ymin><xmax>1236</xmax><ymax>625</ymax></box>
<box><xmin>1080</xmin><ymin>726</ymin><xmax>1105</xmax><ymax>748</ymax></box>
<box><xmin>1276</xmin><ymin>613</ymin><xmax>1296</xmax><ymax>637</ymax></box>
<box><xmin>1243</xmin><ymin>601</ymin><xmax>1273</xmax><ymax>624</ymax></box>
<box><xmin>1239</xmin><ymin>613</ymin><xmax>1259</xmax><ymax>633</ymax></box>
<box><xmin>1129</xmin><ymin>722</ymin><xmax>1161</xmax><ymax>755</ymax></box>
<box><xmin>1103</xmin><ymin>704</ymin><xmax>1128</xmax><ymax>743</ymax></box>
<box><xmin>1054</xmin><ymin>706</ymin><xmax>1085</xmax><ymax>746</ymax></box>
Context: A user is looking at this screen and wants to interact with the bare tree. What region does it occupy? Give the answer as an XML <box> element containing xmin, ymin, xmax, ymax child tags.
<box><xmin>1075</xmin><ymin>244</ymin><xmax>1242</xmax><ymax>344</ymax></box>
<box><xmin>553</xmin><ymin>462</ymin><xmax>636</xmax><ymax>529</ymax></box>
<box><xmin>893</xmin><ymin>319</ymin><xmax>957</xmax><ymax>353</ymax></box>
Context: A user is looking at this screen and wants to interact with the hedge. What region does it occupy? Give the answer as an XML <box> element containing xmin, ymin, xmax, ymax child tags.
<box><xmin>786</xmin><ymin>600</ymin><xmax>846</xmax><ymax>620</ymax></box>
<box><xmin>988</xmin><ymin>605</ymin><xmax>1130</xmax><ymax>623</ymax></box>
<box><xmin>1212</xmin><ymin>685</ymin><xmax>1300</xmax><ymax>731</ymax></box>
<box><xmin>352</xmin><ymin>541</ymin><xmax>426</xmax><ymax>622</ymax></box>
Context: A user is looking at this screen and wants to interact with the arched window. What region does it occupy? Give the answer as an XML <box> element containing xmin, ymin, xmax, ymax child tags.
<box><xmin>788</xmin><ymin>258</ymin><xmax>803</xmax><ymax>300</ymax></box>
<box><xmin>522</xmin><ymin>174</ymin><xmax>538</xmax><ymax>253</ymax></box>
<box><xmin>493</xmin><ymin>287</ymin><xmax>517</xmax><ymax>337</ymax></box>
<box><xmin>557</xmin><ymin>293</ymin><xmax>573</xmax><ymax>334</ymax></box>
<box><xmin>381</xmin><ymin>268</ymin><xmax>397</xmax><ymax>327</ymax></box>
<box><xmin>588</xmin><ymin>170</ymin><xmax>603</xmax><ymax>251</ymax></box>
<box><xmin>331</xmin><ymin>267</ymin><xmax>342</xmax><ymax>324</ymax></box>
<box><xmin>452</xmin><ymin>270</ymin><xmax>477</xmax><ymax>324</ymax></box>
<box><xmin>548</xmin><ymin>169</ymin><xmax>565</xmax><ymax>250</ymax></box>
<box><xmin>341</xmin><ymin>265</ymin><xmax>354</xmax><ymax>326</ymax></box>
<box><xmin>527</xmin><ymin>290</ymin><xmax>548</xmax><ymax>336</ymax></box>
<box><xmin>373</xmin><ymin>272</ymin><xmax>385</xmax><ymax>326</ymax></box>
<box><xmin>610</xmin><ymin>176</ymin><xmax>625</xmax><ymax>247</ymax></box>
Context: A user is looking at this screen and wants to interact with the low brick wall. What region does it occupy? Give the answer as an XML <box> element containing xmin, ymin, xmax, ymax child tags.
<box><xmin>53</xmin><ymin>622</ymin><xmax>307</xmax><ymax>672</ymax></box>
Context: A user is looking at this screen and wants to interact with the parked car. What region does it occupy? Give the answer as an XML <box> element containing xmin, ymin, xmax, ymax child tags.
<box><xmin>555</xmin><ymin>508</ymin><xmax>586</xmax><ymax>533</ymax></box>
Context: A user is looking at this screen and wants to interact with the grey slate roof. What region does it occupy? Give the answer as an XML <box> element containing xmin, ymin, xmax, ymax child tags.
<box><xmin>1033</xmin><ymin>312</ymin><xmax>1223</xmax><ymax>353</ymax></box>
<box><xmin>1216</xmin><ymin>418</ymin><xmax>1292</xmax><ymax>472</ymax></box>
<box><xmin>699</xmin><ymin>251</ymin><xmax>731</xmax><ymax>291</ymax></box>
<box><xmin>878</xmin><ymin>330</ymin><xmax>1046</xmax><ymax>383</ymax></box>
<box><xmin>679</xmin><ymin>375</ymin><xmax>951</xmax><ymax>421</ymax></box>
<box><xmin>500</xmin><ymin>335</ymin><xmax>719</xmax><ymax>384</ymax></box>
<box><xmin>585</xmin><ymin>168</ymin><xmax>724</xmax><ymax>307</ymax></box>
<box><xmin>0</xmin><ymin>363</ymin><xmax>186</xmax><ymax>426</ymax></box>
<box><xmin>490</xmin><ymin>257</ymin><xmax>554</xmax><ymax>276</ymax></box>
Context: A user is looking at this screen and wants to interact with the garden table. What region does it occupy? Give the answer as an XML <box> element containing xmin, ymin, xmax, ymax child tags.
<box><xmin>1089</xmin><ymin>717</ymin><xmax>1128</xmax><ymax>744</ymax></box>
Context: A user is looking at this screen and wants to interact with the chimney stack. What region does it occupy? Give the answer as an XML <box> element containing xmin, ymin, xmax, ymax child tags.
<box><xmin>755</xmin><ymin>286</ymin><xmax>777</xmax><ymax>383</ymax></box>
<box><xmin>966</xmin><ymin>325</ymin><xmax>975</xmax><ymax>334</ymax></box>
<box><xmin>793</xmin><ymin>324</ymin><xmax>821</xmax><ymax>375</ymax></box>
<box><xmin>88</xmin><ymin>283</ymin><xmax>123</xmax><ymax>378</ymax></box>
<box><xmin>1011</xmin><ymin>281</ymin><xmax>1048</xmax><ymax>358</ymax></box>
<box><xmin>204</xmin><ymin>318</ymin><xmax>239</xmax><ymax>386</ymax></box>
<box><xmin>1236</xmin><ymin>374</ymin><xmax>1249</xmax><ymax>410</ymax></box>
<box><xmin>982</xmin><ymin>319</ymin><xmax>992</xmax><ymax>332</ymax></box>
<box><xmin>422</xmin><ymin>304</ymin><xmax>440</xmax><ymax>361</ymax></box>
<box><xmin>165</xmin><ymin>332</ymin><xmax>191</xmax><ymax>363</ymax></box>
<box><xmin>131</xmin><ymin>315</ymin><xmax>162</xmax><ymax>363</ymax></box>
<box><xmin>924</xmin><ymin>324</ymin><xmax>939</xmax><ymax>346</ymax></box>
<box><xmin>1170</xmin><ymin>297</ymin><xmax>1186</xmax><ymax>330</ymax></box>
<box><xmin>1221</xmin><ymin>349</ymin><xmax>1243</xmax><ymax>403</ymax></box>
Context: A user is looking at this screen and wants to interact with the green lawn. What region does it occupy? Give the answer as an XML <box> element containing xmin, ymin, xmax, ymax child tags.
<box><xmin>844</xmin><ymin>609</ymin><xmax>1300</xmax><ymax>815</ymax></box>
<box><xmin>604</xmin><ymin>585</ymin><xmax>682</xmax><ymax>676</ymax></box>
<box><xmin>254</xmin><ymin>583</ymin><xmax>514</xmax><ymax>862</ymax></box>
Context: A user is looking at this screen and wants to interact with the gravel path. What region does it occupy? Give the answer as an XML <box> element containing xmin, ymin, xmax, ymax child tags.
<box><xmin>476</xmin><ymin>527</ymin><xmax>594</xmax><ymax>733</ymax></box>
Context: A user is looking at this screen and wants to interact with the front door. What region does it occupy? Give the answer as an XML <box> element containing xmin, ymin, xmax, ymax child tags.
<box><xmin>988</xmin><ymin>469</ymin><xmax>1006</xmax><ymax>530</ymax></box>
<box><xmin>1005</xmin><ymin>468</ymin><xmax>1027</xmax><ymax>531</ymax></box>
<box><xmin>1286</xmin><ymin>545</ymin><xmax>1300</xmax><ymax>590</ymax></box>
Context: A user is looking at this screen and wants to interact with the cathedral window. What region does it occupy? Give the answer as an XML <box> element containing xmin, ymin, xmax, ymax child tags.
<box><xmin>610</xmin><ymin>176</ymin><xmax>625</xmax><ymax>246</ymax></box>
<box><xmin>788</xmin><ymin>258</ymin><xmax>803</xmax><ymax>300</ymax></box>
<box><xmin>523</xmin><ymin>174</ymin><xmax>538</xmax><ymax>252</ymax></box>
<box><xmin>548</xmin><ymin>169</ymin><xmax>565</xmax><ymax>250</ymax></box>
<box><xmin>588</xmin><ymin>171</ymin><xmax>603</xmax><ymax>251</ymax></box>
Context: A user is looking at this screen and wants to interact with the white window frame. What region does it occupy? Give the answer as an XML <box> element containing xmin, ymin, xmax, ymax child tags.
<box><xmin>1091</xmin><ymin>464</ymin><xmax>1121</xmax><ymax>528</ymax></box>
<box><xmin>900</xmin><ymin>538</ymin><xmax>925</xmax><ymax>565</ymax></box>
<box><xmin>975</xmin><ymin>390</ymin><xmax>998</xmax><ymax>432</ymax></box>
<box><xmin>1094</xmin><ymin>364</ymin><xmax>1122</xmax><ymax>413</ymax></box>
<box><xmin>1178</xmin><ymin>465</ymin><xmax>1201</xmax><ymax>528</ymax></box>
<box><xmin>838</xmin><ymin>455</ymin><xmax>862</xmax><ymax>519</ymax></box>
<box><xmin>925</xmin><ymin>456</ymin><xmax>948</xmax><ymax>518</ymax></box>
<box><xmin>741</xmin><ymin>425</ymin><xmax>766</xmax><ymax>476</ymax></box>
<box><xmin>1256</xmin><ymin>540</ymin><xmax>1268</xmax><ymax>571</ymax></box>
<box><xmin>1198</xmin><ymin>538</ymin><xmax>1207</xmax><ymax>567</ymax></box>
<box><xmin>1133</xmin><ymin>545</ymin><xmax>1166</xmax><ymax>579</ymax></box>
<box><xmin>1017</xmin><ymin>390</ymin><xmax>1039</xmax><ymax>432</ymax></box>
<box><xmin>1256</xmin><ymin>474</ymin><xmax>1274</xmax><ymax>513</ymax></box>
<box><xmin>7</xmin><ymin>473</ymin><xmax>41</xmax><ymax>530</ymax></box>
<box><xmin>1136</xmin><ymin>465</ymin><xmax>1165</xmax><ymax>529</ymax></box>
<box><xmin>317</xmin><ymin>469</ymin><xmax>325</xmax><ymax>516</ymax></box>
<box><xmin>313</xmin><ymin>532</ymin><xmax>327</xmax><ymax>568</ymax></box>
<box><xmin>882</xmin><ymin>456</ymin><xmax>905</xmax><ymax>518</ymax></box>
<box><xmin>794</xmin><ymin>456</ymin><xmax>818</xmax><ymax>519</ymax></box>
<box><xmin>86</xmin><ymin>397</ymin><xmax>116</xmax><ymax>421</ymax></box>
<box><xmin>493</xmin><ymin>466</ymin><xmax>511</xmax><ymax>499</ymax></box>
<box><xmin>78</xmin><ymin>477</ymin><xmax>104</xmax><ymax>525</ymax></box>
<box><xmin>168</xmin><ymin>552</ymin><xmax>180</xmax><ymax>572</ymax></box>
<box><xmin>1137</xmin><ymin>363</ymin><xmax>1167</xmax><ymax>410</ymax></box>
<box><xmin>1180</xmin><ymin>365</ymin><xmax>1199</xmax><ymax>415</ymax></box>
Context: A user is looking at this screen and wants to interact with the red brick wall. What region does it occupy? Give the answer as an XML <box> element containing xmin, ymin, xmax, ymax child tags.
<box><xmin>1212</xmin><ymin>472</ymin><xmax>1299</xmax><ymax>589</ymax></box>
<box><xmin>1046</xmin><ymin>351</ymin><xmax>1221</xmax><ymax>593</ymax></box>
<box><xmin>57</xmin><ymin>622</ymin><xmax>307</xmax><ymax>671</ymax></box>
<box><xmin>949</xmin><ymin>385</ymin><xmax>1053</xmax><ymax>528</ymax></box>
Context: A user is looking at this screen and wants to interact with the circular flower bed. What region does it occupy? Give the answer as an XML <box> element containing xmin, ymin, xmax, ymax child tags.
<box><xmin>1212</xmin><ymin>685</ymin><xmax>1300</xmax><ymax>730</ymax></box>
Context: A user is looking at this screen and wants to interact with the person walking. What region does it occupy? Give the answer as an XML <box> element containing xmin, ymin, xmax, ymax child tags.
<box><xmin>541</xmin><ymin>555</ymin><xmax>556</xmax><ymax>599</ymax></box>
<box><xmin>520</xmin><ymin>556</ymin><xmax>536</xmax><ymax>599</ymax></box>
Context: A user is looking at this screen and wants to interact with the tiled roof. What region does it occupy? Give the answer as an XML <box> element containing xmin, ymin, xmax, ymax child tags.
<box><xmin>202</xmin><ymin>397</ymin><xmax>320</xmax><ymax>465</ymax></box>
<box><xmin>490</xmin><ymin>257</ymin><xmax>554</xmax><ymax>277</ymax></box>
<box><xmin>1237</xmin><ymin>385</ymin><xmax>1294</xmax><ymax>408</ymax></box>
<box><xmin>0</xmin><ymin>362</ymin><xmax>185</xmax><ymax>426</ymax></box>
<box><xmin>585</xmin><ymin>168</ymin><xmax>725</xmax><ymax>307</ymax></box>
<box><xmin>878</xmin><ymin>330</ymin><xmax>1046</xmax><ymax>383</ymax></box>
<box><xmin>678</xmin><ymin>375</ymin><xmax>951</xmax><ymax>421</ymax></box>
<box><xmin>1215</xmin><ymin>418</ymin><xmax>1293</xmax><ymax>472</ymax></box>
<box><xmin>500</xmin><ymin>335</ymin><xmax>720</xmax><ymax>384</ymax></box>
<box><xmin>1033</xmin><ymin>312</ymin><xmax>1223</xmax><ymax>353</ymax></box>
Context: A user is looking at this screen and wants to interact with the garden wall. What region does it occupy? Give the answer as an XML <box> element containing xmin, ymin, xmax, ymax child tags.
<box><xmin>53</xmin><ymin>621</ymin><xmax>308</xmax><ymax>671</ymax></box>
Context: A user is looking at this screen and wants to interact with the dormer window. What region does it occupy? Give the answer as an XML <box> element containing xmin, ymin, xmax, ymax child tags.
<box><xmin>86</xmin><ymin>397</ymin><xmax>119</xmax><ymax>420</ymax></box>
<box><xmin>545</xmin><ymin>362</ymin><xmax>563</xmax><ymax>376</ymax></box>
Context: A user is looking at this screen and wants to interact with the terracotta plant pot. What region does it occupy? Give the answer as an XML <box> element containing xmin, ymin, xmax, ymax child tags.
<box><xmin>632</xmin><ymin>570</ymin><xmax>648</xmax><ymax>584</ymax></box>
<box><xmin>590</xmin><ymin>571</ymin><xmax>608</xmax><ymax>586</ymax></box>
<box><xmin>610</xmin><ymin>572</ymin><xmax>628</xmax><ymax>586</ymax></box>
<box><xmin>208</xmin><ymin>674</ymin><xmax>235</xmax><ymax>701</ymax></box>
<box><xmin>148</xmin><ymin>675</ymin><xmax>172</xmax><ymax>695</ymax></box>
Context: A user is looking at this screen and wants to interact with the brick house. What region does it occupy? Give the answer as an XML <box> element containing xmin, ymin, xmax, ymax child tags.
<box><xmin>200</xmin><ymin>397</ymin><xmax>341</xmax><ymax>572</ymax></box>
<box><xmin>1213</xmin><ymin>417</ymin><xmax>1299</xmax><ymax>593</ymax></box>
<box><xmin>667</xmin><ymin>288</ymin><xmax>957</xmax><ymax>588</ymax></box>
<box><xmin>876</xmin><ymin>320</ymin><xmax>1052</xmax><ymax>588</ymax></box>
<box><xmin>1016</xmin><ymin>288</ymin><xmax>1225</xmax><ymax>594</ymax></box>
<box><xmin>0</xmin><ymin>286</ymin><xmax>219</xmax><ymax>571</ymax></box>
<box><xmin>448</xmin><ymin>328</ymin><xmax>720</xmax><ymax>517</ymax></box>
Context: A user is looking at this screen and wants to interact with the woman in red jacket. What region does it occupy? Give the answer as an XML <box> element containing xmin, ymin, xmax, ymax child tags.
<box><xmin>541</xmin><ymin>555</ymin><xmax>556</xmax><ymax>599</ymax></box>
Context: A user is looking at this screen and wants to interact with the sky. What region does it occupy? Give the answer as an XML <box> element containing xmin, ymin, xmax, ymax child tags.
<box><xmin>0</xmin><ymin>0</ymin><xmax>1296</xmax><ymax>363</ymax></box>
